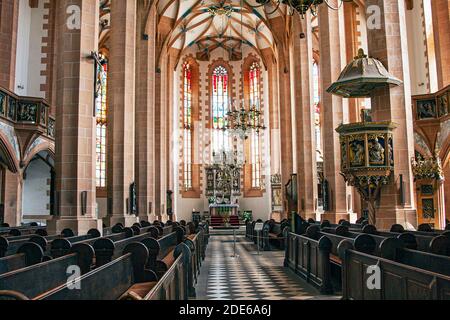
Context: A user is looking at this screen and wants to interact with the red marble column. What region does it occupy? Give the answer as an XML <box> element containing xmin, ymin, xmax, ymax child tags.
<box><xmin>135</xmin><ymin>3</ymin><xmax>156</xmax><ymax>223</ymax></box>
<box><xmin>366</xmin><ymin>0</ymin><xmax>417</xmax><ymax>229</ymax></box>
<box><xmin>292</xmin><ymin>13</ymin><xmax>318</xmax><ymax>220</ymax></box>
<box><xmin>0</xmin><ymin>0</ymin><xmax>19</xmax><ymax>90</ymax></box>
<box><xmin>318</xmin><ymin>6</ymin><xmax>349</xmax><ymax>223</ymax></box>
<box><xmin>431</xmin><ymin>0</ymin><xmax>450</xmax><ymax>89</ymax></box>
<box><xmin>3</xmin><ymin>170</ymin><xmax>22</xmax><ymax>226</ymax></box>
<box><xmin>48</xmin><ymin>0</ymin><xmax>102</xmax><ymax>235</ymax></box>
<box><xmin>104</xmin><ymin>0</ymin><xmax>138</xmax><ymax>227</ymax></box>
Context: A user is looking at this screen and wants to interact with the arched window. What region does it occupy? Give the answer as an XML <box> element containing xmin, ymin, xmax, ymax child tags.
<box><xmin>182</xmin><ymin>62</ymin><xmax>193</xmax><ymax>190</ymax></box>
<box><xmin>95</xmin><ymin>54</ymin><xmax>108</xmax><ymax>188</ymax></box>
<box><xmin>312</xmin><ymin>60</ymin><xmax>321</xmax><ymax>153</ymax></box>
<box><xmin>249</xmin><ymin>62</ymin><xmax>261</xmax><ymax>188</ymax></box>
<box><xmin>212</xmin><ymin>66</ymin><xmax>231</xmax><ymax>153</ymax></box>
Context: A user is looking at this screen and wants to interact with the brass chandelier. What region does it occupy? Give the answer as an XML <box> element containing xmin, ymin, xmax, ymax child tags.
<box><xmin>250</xmin><ymin>0</ymin><xmax>353</xmax><ymax>16</ymax></box>
<box><xmin>226</xmin><ymin>100</ymin><xmax>266</xmax><ymax>140</ymax></box>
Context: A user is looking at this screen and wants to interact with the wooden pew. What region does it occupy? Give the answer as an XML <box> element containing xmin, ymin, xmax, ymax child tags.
<box><xmin>353</xmin><ymin>224</ymin><xmax>449</xmax><ymax>255</ymax></box>
<box><xmin>340</xmin><ymin>246</ymin><xmax>450</xmax><ymax>300</ymax></box>
<box><xmin>1</xmin><ymin>228</ymin><xmax>94</xmax><ymax>258</ymax></box>
<box><xmin>141</xmin><ymin>244</ymin><xmax>192</xmax><ymax>300</ymax></box>
<box><xmin>284</xmin><ymin>230</ymin><xmax>334</xmax><ymax>294</ymax></box>
<box><xmin>182</xmin><ymin>224</ymin><xmax>209</xmax><ymax>297</ymax></box>
<box><xmin>0</xmin><ymin>225</ymin><xmax>45</xmax><ymax>237</ymax></box>
<box><xmin>140</xmin><ymin>227</ymin><xmax>184</xmax><ymax>279</ymax></box>
<box><xmin>49</xmin><ymin>227</ymin><xmax>136</xmax><ymax>259</ymax></box>
<box><xmin>262</xmin><ymin>220</ymin><xmax>290</xmax><ymax>251</ymax></box>
<box><xmin>35</xmin><ymin>242</ymin><xmax>191</xmax><ymax>301</ymax></box>
<box><xmin>47</xmin><ymin>224</ymin><xmax>159</xmax><ymax>259</ymax></box>
<box><xmin>93</xmin><ymin>226</ymin><xmax>161</xmax><ymax>267</ymax></box>
<box><xmin>0</xmin><ymin>243</ymin><xmax>44</xmax><ymax>275</ymax></box>
<box><xmin>0</xmin><ymin>243</ymin><xmax>94</xmax><ymax>299</ymax></box>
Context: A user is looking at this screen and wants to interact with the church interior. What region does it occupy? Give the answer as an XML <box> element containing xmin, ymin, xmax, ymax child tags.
<box><xmin>0</xmin><ymin>0</ymin><xmax>449</xmax><ymax>301</ymax></box>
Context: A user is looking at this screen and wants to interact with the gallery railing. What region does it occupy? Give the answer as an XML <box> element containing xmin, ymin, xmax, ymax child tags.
<box><xmin>412</xmin><ymin>85</ymin><xmax>449</xmax><ymax>121</ymax></box>
<box><xmin>0</xmin><ymin>86</ymin><xmax>55</xmax><ymax>140</ymax></box>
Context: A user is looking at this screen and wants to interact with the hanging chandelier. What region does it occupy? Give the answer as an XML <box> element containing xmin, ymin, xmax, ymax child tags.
<box><xmin>226</xmin><ymin>99</ymin><xmax>266</xmax><ymax>140</ymax></box>
<box><xmin>249</xmin><ymin>0</ymin><xmax>353</xmax><ymax>17</ymax></box>
<box><xmin>224</xmin><ymin>1</ymin><xmax>266</xmax><ymax>140</ymax></box>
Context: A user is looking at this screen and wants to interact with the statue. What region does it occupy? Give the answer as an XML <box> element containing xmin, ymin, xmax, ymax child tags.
<box><xmin>351</xmin><ymin>142</ymin><xmax>364</xmax><ymax>166</ymax></box>
<box><xmin>439</xmin><ymin>94</ymin><xmax>448</xmax><ymax>116</ymax></box>
<box><xmin>418</xmin><ymin>101</ymin><xmax>436</xmax><ymax>118</ymax></box>
<box><xmin>369</xmin><ymin>138</ymin><xmax>385</xmax><ymax>164</ymax></box>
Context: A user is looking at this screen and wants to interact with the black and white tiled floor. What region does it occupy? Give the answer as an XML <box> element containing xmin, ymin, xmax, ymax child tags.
<box><xmin>194</xmin><ymin>234</ymin><xmax>341</xmax><ymax>300</ymax></box>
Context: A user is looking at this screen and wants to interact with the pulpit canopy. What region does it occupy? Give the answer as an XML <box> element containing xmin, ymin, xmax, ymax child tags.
<box><xmin>327</xmin><ymin>49</ymin><xmax>402</xmax><ymax>98</ymax></box>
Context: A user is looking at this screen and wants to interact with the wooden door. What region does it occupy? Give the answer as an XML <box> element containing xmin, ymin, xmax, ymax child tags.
<box><xmin>417</xmin><ymin>183</ymin><xmax>437</xmax><ymax>228</ymax></box>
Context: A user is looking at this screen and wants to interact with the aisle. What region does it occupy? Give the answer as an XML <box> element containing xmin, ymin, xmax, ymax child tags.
<box><xmin>194</xmin><ymin>234</ymin><xmax>341</xmax><ymax>300</ymax></box>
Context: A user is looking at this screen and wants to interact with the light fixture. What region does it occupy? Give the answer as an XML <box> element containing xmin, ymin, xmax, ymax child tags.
<box><xmin>226</xmin><ymin>100</ymin><xmax>266</xmax><ymax>140</ymax></box>
<box><xmin>249</xmin><ymin>0</ymin><xmax>353</xmax><ymax>17</ymax></box>
<box><xmin>225</xmin><ymin>1</ymin><xmax>266</xmax><ymax>140</ymax></box>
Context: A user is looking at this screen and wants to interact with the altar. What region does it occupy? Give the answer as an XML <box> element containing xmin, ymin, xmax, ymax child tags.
<box><xmin>209</xmin><ymin>204</ymin><xmax>239</xmax><ymax>217</ymax></box>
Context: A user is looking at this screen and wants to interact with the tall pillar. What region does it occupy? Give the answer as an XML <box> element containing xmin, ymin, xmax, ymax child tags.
<box><xmin>293</xmin><ymin>14</ymin><xmax>318</xmax><ymax>220</ymax></box>
<box><xmin>165</xmin><ymin>48</ymin><xmax>178</xmax><ymax>220</ymax></box>
<box><xmin>278</xmin><ymin>51</ymin><xmax>294</xmax><ymax>219</ymax></box>
<box><xmin>135</xmin><ymin>3</ymin><xmax>156</xmax><ymax>223</ymax></box>
<box><xmin>0</xmin><ymin>0</ymin><xmax>19</xmax><ymax>90</ymax></box>
<box><xmin>431</xmin><ymin>0</ymin><xmax>450</xmax><ymax>89</ymax></box>
<box><xmin>3</xmin><ymin>170</ymin><xmax>22</xmax><ymax>226</ymax></box>
<box><xmin>366</xmin><ymin>0</ymin><xmax>416</xmax><ymax>229</ymax></box>
<box><xmin>104</xmin><ymin>0</ymin><xmax>138</xmax><ymax>227</ymax></box>
<box><xmin>48</xmin><ymin>0</ymin><xmax>102</xmax><ymax>235</ymax></box>
<box><xmin>318</xmin><ymin>5</ymin><xmax>349</xmax><ymax>223</ymax></box>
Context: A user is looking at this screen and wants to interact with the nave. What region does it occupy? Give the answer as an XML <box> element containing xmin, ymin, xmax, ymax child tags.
<box><xmin>194</xmin><ymin>233</ymin><xmax>339</xmax><ymax>300</ymax></box>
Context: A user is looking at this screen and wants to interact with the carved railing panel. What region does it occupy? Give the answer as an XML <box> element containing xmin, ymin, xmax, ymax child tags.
<box><xmin>0</xmin><ymin>87</ymin><xmax>55</xmax><ymax>140</ymax></box>
<box><xmin>413</xmin><ymin>85</ymin><xmax>449</xmax><ymax>121</ymax></box>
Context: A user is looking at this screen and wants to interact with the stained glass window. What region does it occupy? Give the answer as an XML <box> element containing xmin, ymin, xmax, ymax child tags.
<box><xmin>212</xmin><ymin>66</ymin><xmax>231</xmax><ymax>153</ymax></box>
<box><xmin>249</xmin><ymin>62</ymin><xmax>261</xmax><ymax>188</ymax></box>
<box><xmin>183</xmin><ymin>62</ymin><xmax>193</xmax><ymax>190</ymax></box>
<box><xmin>95</xmin><ymin>54</ymin><xmax>108</xmax><ymax>188</ymax></box>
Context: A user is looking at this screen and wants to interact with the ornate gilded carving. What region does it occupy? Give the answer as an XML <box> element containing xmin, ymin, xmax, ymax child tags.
<box><xmin>17</xmin><ymin>102</ymin><xmax>38</xmax><ymax>123</ymax></box>
<box><xmin>0</xmin><ymin>92</ymin><xmax>5</xmax><ymax>116</ymax></box>
<box><xmin>7</xmin><ymin>97</ymin><xmax>16</xmax><ymax>121</ymax></box>
<box><xmin>417</xmin><ymin>99</ymin><xmax>437</xmax><ymax>119</ymax></box>
<box><xmin>411</xmin><ymin>152</ymin><xmax>444</xmax><ymax>181</ymax></box>
<box><xmin>336</xmin><ymin>121</ymin><xmax>397</xmax><ymax>225</ymax></box>
<box><xmin>47</xmin><ymin>118</ymin><xmax>55</xmax><ymax>138</ymax></box>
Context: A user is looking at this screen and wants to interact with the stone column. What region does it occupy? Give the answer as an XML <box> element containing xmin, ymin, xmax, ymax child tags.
<box><xmin>278</xmin><ymin>51</ymin><xmax>294</xmax><ymax>219</ymax></box>
<box><xmin>165</xmin><ymin>48</ymin><xmax>178</xmax><ymax>221</ymax></box>
<box><xmin>292</xmin><ymin>14</ymin><xmax>318</xmax><ymax>220</ymax></box>
<box><xmin>104</xmin><ymin>0</ymin><xmax>138</xmax><ymax>227</ymax></box>
<box><xmin>153</xmin><ymin>55</ymin><xmax>166</xmax><ymax>221</ymax></box>
<box><xmin>318</xmin><ymin>5</ymin><xmax>350</xmax><ymax>223</ymax></box>
<box><xmin>366</xmin><ymin>0</ymin><xmax>417</xmax><ymax>229</ymax></box>
<box><xmin>3</xmin><ymin>170</ymin><xmax>22</xmax><ymax>226</ymax></box>
<box><xmin>0</xmin><ymin>0</ymin><xmax>19</xmax><ymax>90</ymax></box>
<box><xmin>135</xmin><ymin>3</ymin><xmax>156</xmax><ymax>223</ymax></box>
<box><xmin>431</xmin><ymin>0</ymin><xmax>450</xmax><ymax>89</ymax></box>
<box><xmin>48</xmin><ymin>0</ymin><xmax>102</xmax><ymax>235</ymax></box>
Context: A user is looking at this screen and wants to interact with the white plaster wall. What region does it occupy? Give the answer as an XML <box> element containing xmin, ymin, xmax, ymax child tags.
<box><xmin>14</xmin><ymin>0</ymin><xmax>46</xmax><ymax>98</ymax></box>
<box><xmin>22</xmin><ymin>159</ymin><xmax>50</xmax><ymax>217</ymax></box>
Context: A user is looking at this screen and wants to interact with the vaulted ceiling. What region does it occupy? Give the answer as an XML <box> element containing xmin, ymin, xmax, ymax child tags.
<box><xmin>158</xmin><ymin>0</ymin><xmax>280</xmax><ymax>61</ymax></box>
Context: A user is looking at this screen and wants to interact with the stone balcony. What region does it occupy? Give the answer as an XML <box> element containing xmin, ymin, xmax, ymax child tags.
<box><xmin>0</xmin><ymin>86</ymin><xmax>55</xmax><ymax>171</ymax></box>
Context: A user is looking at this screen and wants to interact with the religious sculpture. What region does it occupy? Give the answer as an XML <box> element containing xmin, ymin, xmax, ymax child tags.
<box><xmin>369</xmin><ymin>137</ymin><xmax>385</xmax><ymax>164</ymax></box>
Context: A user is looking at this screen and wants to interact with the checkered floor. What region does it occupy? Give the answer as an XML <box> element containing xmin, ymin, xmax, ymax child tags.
<box><xmin>194</xmin><ymin>235</ymin><xmax>341</xmax><ymax>300</ymax></box>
